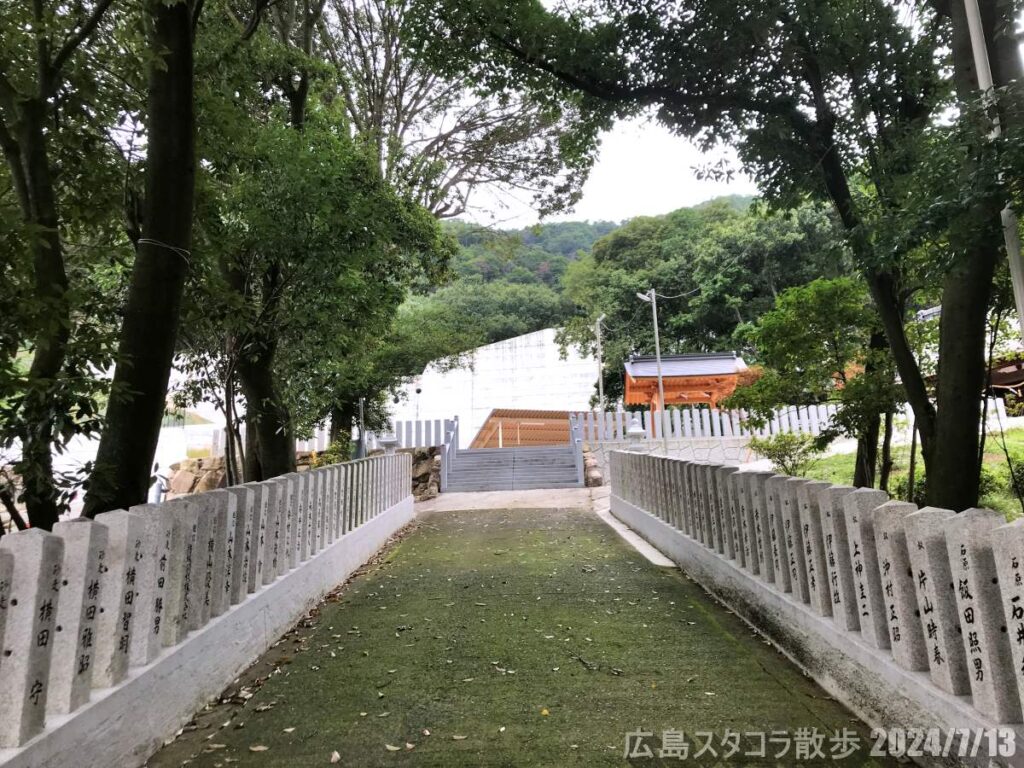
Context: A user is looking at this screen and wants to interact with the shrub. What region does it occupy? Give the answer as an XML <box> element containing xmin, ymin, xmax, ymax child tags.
<box><xmin>893</xmin><ymin>466</ymin><xmax>1002</xmax><ymax>506</ymax></box>
<box><xmin>311</xmin><ymin>440</ymin><xmax>352</xmax><ymax>467</ymax></box>
<box><xmin>1002</xmin><ymin>451</ymin><xmax>1024</xmax><ymax>500</ymax></box>
<box><xmin>891</xmin><ymin>472</ymin><xmax>927</xmax><ymax>506</ymax></box>
<box><xmin>748</xmin><ymin>432</ymin><xmax>822</xmax><ymax>476</ymax></box>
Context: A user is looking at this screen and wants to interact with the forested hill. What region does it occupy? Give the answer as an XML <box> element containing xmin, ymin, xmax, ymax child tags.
<box><xmin>392</xmin><ymin>196</ymin><xmax>845</xmax><ymax>387</ymax></box>
<box><xmin>445</xmin><ymin>219</ymin><xmax>620</xmax><ymax>288</ymax></box>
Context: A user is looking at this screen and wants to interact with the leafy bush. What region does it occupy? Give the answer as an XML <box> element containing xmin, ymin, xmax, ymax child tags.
<box><xmin>311</xmin><ymin>440</ymin><xmax>352</xmax><ymax>468</ymax></box>
<box><xmin>1006</xmin><ymin>395</ymin><xmax>1024</xmax><ymax>418</ymax></box>
<box><xmin>891</xmin><ymin>472</ymin><xmax>927</xmax><ymax>506</ymax></box>
<box><xmin>1001</xmin><ymin>452</ymin><xmax>1024</xmax><ymax>500</ymax></box>
<box><xmin>892</xmin><ymin>466</ymin><xmax>1002</xmax><ymax>506</ymax></box>
<box><xmin>748</xmin><ymin>433</ymin><xmax>822</xmax><ymax>476</ymax></box>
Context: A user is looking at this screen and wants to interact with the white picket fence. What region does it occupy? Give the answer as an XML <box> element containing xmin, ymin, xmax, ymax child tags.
<box><xmin>210</xmin><ymin>418</ymin><xmax>449</xmax><ymax>458</ymax></box>
<box><xmin>575</xmin><ymin>404</ymin><xmax>841</xmax><ymax>443</ymax></box>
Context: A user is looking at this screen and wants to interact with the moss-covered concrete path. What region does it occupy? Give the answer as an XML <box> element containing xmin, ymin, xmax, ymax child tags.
<box><xmin>149</xmin><ymin>507</ymin><xmax>897</xmax><ymax>767</ymax></box>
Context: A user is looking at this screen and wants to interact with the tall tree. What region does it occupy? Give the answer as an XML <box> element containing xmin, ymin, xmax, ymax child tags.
<box><xmin>0</xmin><ymin>0</ymin><xmax>127</xmax><ymax>528</ymax></box>
<box><xmin>409</xmin><ymin>0</ymin><xmax>1019</xmax><ymax>510</ymax></box>
<box><xmin>727</xmin><ymin>277</ymin><xmax>902</xmax><ymax>488</ymax></box>
<box><xmin>322</xmin><ymin>0</ymin><xmax>596</xmax><ymax>218</ymax></box>
<box><xmin>85</xmin><ymin>0</ymin><xmax>202</xmax><ymax>515</ymax></box>
<box><xmin>557</xmin><ymin>200</ymin><xmax>848</xmax><ymax>403</ymax></box>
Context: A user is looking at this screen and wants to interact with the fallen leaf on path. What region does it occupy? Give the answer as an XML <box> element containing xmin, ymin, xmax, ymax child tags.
<box><xmin>540</xmin><ymin>708</ymin><xmax>549</xmax><ymax>716</ymax></box>
<box><xmin>330</xmin><ymin>751</ymin><xmax>341</xmax><ymax>763</ymax></box>
<box><xmin>452</xmin><ymin>735</ymin><xmax>467</xmax><ymax>741</ymax></box>
<box><xmin>422</xmin><ymin>729</ymin><xmax>431</xmax><ymax>736</ymax></box>
<box><xmin>384</xmin><ymin>744</ymin><xmax>401</xmax><ymax>752</ymax></box>
<box><xmin>249</xmin><ymin>745</ymin><xmax>269</xmax><ymax>752</ymax></box>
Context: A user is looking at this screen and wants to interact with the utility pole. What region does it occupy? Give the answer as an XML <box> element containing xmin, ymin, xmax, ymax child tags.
<box><xmin>963</xmin><ymin>0</ymin><xmax>1024</xmax><ymax>338</ymax></box>
<box><xmin>595</xmin><ymin>314</ymin><xmax>606</xmax><ymax>411</ymax></box>
<box><xmin>637</xmin><ymin>289</ymin><xmax>669</xmax><ymax>453</ymax></box>
<box><xmin>356</xmin><ymin>396</ymin><xmax>366</xmax><ymax>458</ymax></box>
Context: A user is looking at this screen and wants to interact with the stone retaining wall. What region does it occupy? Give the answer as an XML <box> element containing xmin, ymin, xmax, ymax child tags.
<box><xmin>609</xmin><ymin>450</ymin><xmax>1024</xmax><ymax>767</ymax></box>
<box><xmin>0</xmin><ymin>453</ymin><xmax>412</xmax><ymax>768</ymax></box>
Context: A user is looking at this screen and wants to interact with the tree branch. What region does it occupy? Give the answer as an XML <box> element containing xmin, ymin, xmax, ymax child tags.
<box><xmin>51</xmin><ymin>0</ymin><xmax>118</xmax><ymax>80</ymax></box>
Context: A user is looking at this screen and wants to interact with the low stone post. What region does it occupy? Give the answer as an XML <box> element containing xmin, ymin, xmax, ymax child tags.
<box><xmin>626</xmin><ymin>414</ymin><xmax>646</xmax><ymax>450</ymax></box>
<box><xmin>184</xmin><ymin>497</ymin><xmax>215</xmax><ymax>630</ymax></box>
<box><xmin>993</xmin><ymin>518</ymin><xmax>1024</xmax><ymax>719</ymax></box>
<box><xmin>714</xmin><ymin>466</ymin><xmax>740</xmax><ymax>560</ymax></box>
<box><xmin>745</xmin><ymin>472</ymin><xmax>774</xmax><ymax>583</ymax></box>
<box><xmin>331</xmin><ymin>465</ymin><xmax>344</xmax><ymax>536</ymax></box>
<box><xmin>945</xmin><ymin>508</ymin><xmax>1022</xmax><ymax>723</ymax></box>
<box><xmin>842</xmin><ymin>488</ymin><xmax>890</xmax><ymax>650</ymax></box>
<box><xmin>733</xmin><ymin>472</ymin><xmax>759</xmax><ymax>575</ymax></box>
<box><xmin>126</xmin><ymin>504</ymin><xmax>173</xmax><ymax>665</ymax></box>
<box><xmin>873</xmin><ymin>501</ymin><xmax>928</xmax><ymax>672</ymax></box>
<box><xmin>704</xmin><ymin>466</ymin><xmax>720</xmax><ymax>548</ymax></box>
<box><xmin>797</xmin><ymin>480</ymin><xmax>832</xmax><ymax>616</ymax></box>
<box><xmin>92</xmin><ymin>509</ymin><xmax>145</xmax><ymax>687</ymax></box>
<box><xmin>764</xmin><ymin>476</ymin><xmax>791</xmax><ymax>593</ymax></box>
<box><xmin>780</xmin><ymin>478</ymin><xmax>810</xmax><ymax>603</ymax></box>
<box><xmin>48</xmin><ymin>519</ymin><xmax>106</xmax><ymax>715</ymax></box>
<box><xmin>226</xmin><ymin>486</ymin><xmax>254</xmax><ymax>602</ymax></box>
<box><xmin>320</xmin><ymin>467</ymin><xmax>334</xmax><ymax>544</ymax></box>
<box><xmin>205</xmin><ymin>490</ymin><xmax>236</xmax><ymax>616</ymax></box>
<box><xmin>380</xmin><ymin>433</ymin><xmax>399</xmax><ymax>455</ymax></box>
<box><xmin>0</xmin><ymin>529</ymin><xmax>64</xmax><ymax>747</ymax></box>
<box><xmin>726</xmin><ymin>470</ymin><xmax>747</xmax><ymax>569</ymax></box>
<box><xmin>341</xmin><ymin>465</ymin><xmax>352</xmax><ymax>535</ymax></box>
<box><xmin>817</xmin><ymin>486</ymin><xmax>859</xmax><ymax>631</ymax></box>
<box><xmin>268</xmin><ymin>478</ymin><xmax>289</xmax><ymax>577</ymax></box>
<box><xmin>707</xmin><ymin>465</ymin><xmax>727</xmax><ymax>555</ymax></box>
<box><xmin>0</xmin><ymin>548</ymin><xmax>11</xmax><ymax>674</ymax></box>
<box><xmin>904</xmin><ymin>507</ymin><xmax>970</xmax><ymax>695</ymax></box>
<box><xmin>304</xmin><ymin>470</ymin><xmax>318</xmax><ymax>556</ymax></box>
<box><xmin>290</xmin><ymin>473</ymin><xmax>307</xmax><ymax>564</ymax></box>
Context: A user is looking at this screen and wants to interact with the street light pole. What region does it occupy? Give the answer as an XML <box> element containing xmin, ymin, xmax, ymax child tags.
<box><xmin>637</xmin><ymin>289</ymin><xmax>669</xmax><ymax>453</ymax></box>
<box><xmin>962</xmin><ymin>0</ymin><xmax>1024</xmax><ymax>339</ymax></box>
<box><xmin>595</xmin><ymin>314</ymin><xmax>606</xmax><ymax>411</ymax></box>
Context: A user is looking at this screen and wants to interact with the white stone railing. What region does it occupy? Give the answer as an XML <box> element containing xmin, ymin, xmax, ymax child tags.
<box><xmin>610</xmin><ymin>451</ymin><xmax>1024</xmax><ymax>758</ymax></box>
<box><xmin>576</xmin><ymin>404</ymin><xmax>840</xmax><ymax>442</ymax></box>
<box><xmin>0</xmin><ymin>453</ymin><xmax>413</xmax><ymax>768</ymax></box>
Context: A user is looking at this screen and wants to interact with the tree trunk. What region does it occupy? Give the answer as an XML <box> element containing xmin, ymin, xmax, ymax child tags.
<box><xmin>236</xmin><ymin>333</ymin><xmax>296</xmax><ymax>480</ymax></box>
<box><xmin>84</xmin><ymin>0</ymin><xmax>197</xmax><ymax>516</ymax></box>
<box><xmin>852</xmin><ymin>413</ymin><xmax>879</xmax><ymax>488</ymax></box>
<box><xmin>926</xmin><ymin>244</ymin><xmax>998</xmax><ymax>509</ymax></box>
<box><xmin>851</xmin><ymin>329</ymin><xmax>889</xmax><ymax>488</ymax></box>
<box><xmin>329</xmin><ymin>402</ymin><xmax>357</xmax><ymax>445</ymax></box>
<box><xmin>8</xmin><ymin>99</ymin><xmax>69</xmax><ymax>530</ymax></box>
<box><xmin>243</xmin><ymin>414</ymin><xmax>262</xmax><ymax>483</ymax></box>
<box><xmin>919</xmin><ymin>0</ymin><xmax>1007</xmax><ymax>510</ymax></box>
<box><xmin>908</xmin><ymin>422</ymin><xmax>919</xmax><ymax>502</ymax></box>
<box><xmin>879</xmin><ymin>410</ymin><xmax>894</xmax><ymax>493</ymax></box>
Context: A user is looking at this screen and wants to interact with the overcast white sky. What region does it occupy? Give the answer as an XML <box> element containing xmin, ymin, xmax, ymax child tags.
<box><xmin>465</xmin><ymin>116</ymin><xmax>760</xmax><ymax>228</ymax></box>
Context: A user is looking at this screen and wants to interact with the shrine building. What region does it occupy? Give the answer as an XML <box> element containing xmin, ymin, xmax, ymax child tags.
<box><xmin>623</xmin><ymin>352</ymin><xmax>749</xmax><ymax>411</ymax></box>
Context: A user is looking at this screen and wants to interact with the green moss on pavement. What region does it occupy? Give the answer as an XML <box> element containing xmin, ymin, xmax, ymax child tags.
<box><xmin>148</xmin><ymin>508</ymin><xmax>897</xmax><ymax>767</ymax></box>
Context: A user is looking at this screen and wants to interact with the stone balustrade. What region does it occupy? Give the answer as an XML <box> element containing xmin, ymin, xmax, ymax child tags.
<box><xmin>0</xmin><ymin>454</ymin><xmax>412</xmax><ymax>768</ymax></box>
<box><xmin>609</xmin><ymin>451</ymin><xmax>1024</xmax><ymax>762</ymax></box>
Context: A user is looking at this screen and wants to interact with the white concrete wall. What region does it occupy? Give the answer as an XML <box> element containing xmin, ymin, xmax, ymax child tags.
<box><xmin>390</xmin><ymin>328</ymin><xmax>597</xmax><ymax>448</ymax></box>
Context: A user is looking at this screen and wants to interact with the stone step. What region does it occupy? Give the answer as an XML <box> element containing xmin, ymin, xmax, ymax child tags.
<box><xmin>445</xmin><ymin>481</ymin><xmax>583</xmax><ymax>492</ymax></box>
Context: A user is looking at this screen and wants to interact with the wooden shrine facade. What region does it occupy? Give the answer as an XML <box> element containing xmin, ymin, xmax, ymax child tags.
<box><xmin>623</xmin><ymin>352</ymin><xmax>749</xmax><ymax>411</ymax></box>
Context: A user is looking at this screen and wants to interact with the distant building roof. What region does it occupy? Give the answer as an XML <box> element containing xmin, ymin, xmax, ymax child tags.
<box><xmin>624</xmin><ymin>352</ymin><xmax>748</xmax><ymax>379</ymax></box>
